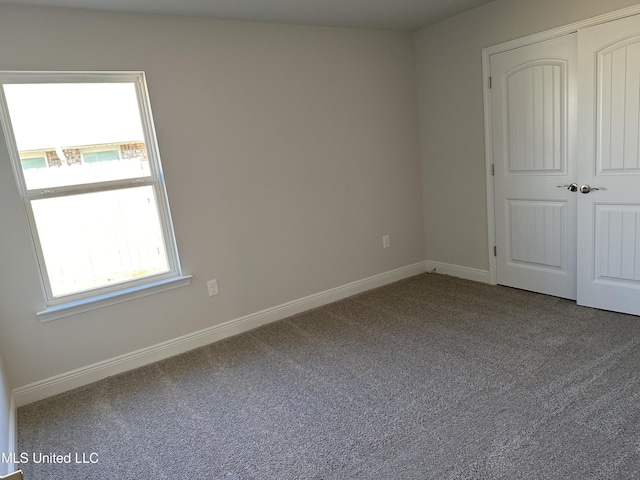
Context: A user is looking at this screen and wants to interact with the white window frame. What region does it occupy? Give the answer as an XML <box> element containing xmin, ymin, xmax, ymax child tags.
<box><xmin>0</xmin><ymin>71</ymin><xmax>191</xmax><ymax>322</ymax></box>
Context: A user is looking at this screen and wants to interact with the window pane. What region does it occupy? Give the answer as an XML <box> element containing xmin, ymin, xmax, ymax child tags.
<box><xmin>31</xmin><ymin>186</ymin><xmax>170</xmax><ymax>298</ymax></box>
<box><xmin>3</xmin><ymin>83</ymin><xmax>151</xmax><ymax>190</ymax></box>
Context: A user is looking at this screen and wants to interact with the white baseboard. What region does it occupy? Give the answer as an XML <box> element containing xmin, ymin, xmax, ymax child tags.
<box><xmin>12</xmin><ymin>261</ymin><xmax>427</xmax><ymax>407</ymax></box>
<box><xmin>425</xmin><ymin>260</ymin><xmax>491</xmax><ymax>284</ymax></box>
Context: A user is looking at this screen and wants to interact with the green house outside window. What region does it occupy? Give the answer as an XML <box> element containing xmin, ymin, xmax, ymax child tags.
<box><xmin>21</xmin><ymin>157</ymin><xmax>46</xmax><ymax>170</ymax></box>
<box><xmin>83</xmin><ymin>149</ymin><xmax>120</xmax><ymax>163</ymax></box>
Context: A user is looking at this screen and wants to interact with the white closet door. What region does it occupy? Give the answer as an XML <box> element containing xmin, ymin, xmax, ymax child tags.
<box><xmin>491</xmin><ymin>34</ymin><xmax>577</xmax><ymax>300</ymax></box>
<box><xmin>577</xmin><ymin>15</ymin><xmax>640</xmax><ymax>316</ymax></box>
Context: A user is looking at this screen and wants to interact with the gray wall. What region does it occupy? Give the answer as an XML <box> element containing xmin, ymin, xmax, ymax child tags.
<box><xmin>415</xmin><ymin>0</ymin><xmax>640</xmax><ymax>271</ymax></box>
<box><xmin>0</xmin><ymin>5</ymin><xmax>425</xmax><ymax>388</ymax></box>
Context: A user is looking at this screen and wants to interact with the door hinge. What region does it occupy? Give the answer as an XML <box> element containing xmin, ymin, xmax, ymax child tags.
<box><xmin>494</xmin><ymin>246</ymin><xmax>497</xmax><ymax>257</ymax></box>
<box><xmin>489</xmin><ymin>76</ymin><xmax>492</xmax><ymax>89</ymax></box>
<box><xmin>491</xmin><ymin>164</ymin><xmax>495</xmax><ymax>176</ymax></box>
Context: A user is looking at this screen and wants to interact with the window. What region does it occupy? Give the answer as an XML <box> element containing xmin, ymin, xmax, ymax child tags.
<box><xmin>0</xmin><ymin>72</ymin><xmax>190</xmax><ymax>321</ymax></box>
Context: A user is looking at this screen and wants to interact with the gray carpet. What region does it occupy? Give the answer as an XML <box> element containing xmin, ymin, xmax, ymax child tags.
<box><xmin>16</xmin><ymin>273</ymin><xmax>640</xmax><ymax>479</ymax></box>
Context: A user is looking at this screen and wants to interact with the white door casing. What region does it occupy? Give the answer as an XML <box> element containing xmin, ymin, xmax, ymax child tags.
<box><xmin>491</xmin><ymin>34</ymin><xmax>578</xmax><ymax>300</ymax></box>
<box><xmin>577</xmin><ymin>15</ymin><xmax>640</xmax><ymax>316</ymax></box>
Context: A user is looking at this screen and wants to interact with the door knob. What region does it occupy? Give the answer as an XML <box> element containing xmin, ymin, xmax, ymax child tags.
<box><xmin>579</xmin><ymin>184</ymin><xmax>601</xmax><ymax>194</ymax></box>
<box><xmin>557</xmin><ymin>183</ymin><xmax>578</xmax><ymax>192</ymax></box>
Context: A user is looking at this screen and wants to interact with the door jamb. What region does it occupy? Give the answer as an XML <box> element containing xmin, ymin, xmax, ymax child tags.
<box><xmin>483</xmin><ymin>3</ymin><xmax>640</xmax><ymax>286</ymax></box>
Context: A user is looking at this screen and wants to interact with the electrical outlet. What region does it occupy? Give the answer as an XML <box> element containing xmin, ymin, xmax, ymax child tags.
<box><xmin>383</xmin><ymin>235</ymin><xmax>391</xmax><ymax>248</ymax></box>
<box><xmin>207</xmin><ymin>279</ymin><xmax>219</xmax><ymax>297</ymax></box>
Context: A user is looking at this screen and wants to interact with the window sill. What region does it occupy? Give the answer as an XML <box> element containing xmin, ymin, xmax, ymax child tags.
<box><xmin>36</xmin><ymin>275</ymin><xmax>193</xmax><ymax>323</ymax></box>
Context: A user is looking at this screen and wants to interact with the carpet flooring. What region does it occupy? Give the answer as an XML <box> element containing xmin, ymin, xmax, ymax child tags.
<box><xmin>16</xmin><ymin>273</ymin><xmax>640</xmax><ymax>479</ymax></box>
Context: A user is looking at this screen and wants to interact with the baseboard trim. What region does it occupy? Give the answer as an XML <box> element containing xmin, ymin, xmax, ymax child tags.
<box><xmin>12</xmin><ymin>261</ymin><xmax>427</xmax><ymax>407</ymax></box>
<box><xmin>425</xmin><ymin>260</ymin><xmax>491</xmax><ymax>284</ymax></box>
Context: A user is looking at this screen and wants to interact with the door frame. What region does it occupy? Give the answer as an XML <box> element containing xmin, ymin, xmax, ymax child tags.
<box><xmin>483</xmin><ymin>3</ymin><xmax>640</xmax><ymax>286</ymax></box>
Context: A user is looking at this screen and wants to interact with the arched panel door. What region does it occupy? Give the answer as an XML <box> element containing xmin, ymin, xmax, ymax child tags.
<box><xmin>577</xmin><ymin>17</ymin><xmax>640</xmax><ymax>316</ymax></box>
<box><xmin>491</xmin><ymin>34</ymin><xmax>577</xmax><ymax>300</ymax></box>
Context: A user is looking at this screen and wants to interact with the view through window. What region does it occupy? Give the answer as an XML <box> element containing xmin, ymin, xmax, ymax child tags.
<box><xmin>0</xmin><ymin>73</ymin><xmax>185</xmax><ymax>309</ymax></box>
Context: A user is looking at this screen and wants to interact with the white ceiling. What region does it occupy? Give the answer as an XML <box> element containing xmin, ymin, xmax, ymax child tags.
<box><xmin>0</xmin><ymin>0</ymin><xmax>495</xmax><ymax>31</ymax></box>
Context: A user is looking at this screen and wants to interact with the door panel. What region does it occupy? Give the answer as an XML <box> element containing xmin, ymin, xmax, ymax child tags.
<box><xmin>492</xmin><ymin>34</ymin><xmax>577</xmax><ymax>300</ymax></box>
<box><xmin>578</xmin><ymin>16</ymin><xmax>640</xmax><ymax>316</ymax></box>
<box><xmin>598</xmin><ymin>39</ymin><xmax>640</xmax><ymax>173</ymax></box>
<box><xmin>506</xmin><ymin>62</ymin><xmax>565</xmax><ymax>173</ymax></box>
<box><xmin>508</xmin><ymin>200</ymin><xmax>566</xmax><ymax>270</ymax></box>
<box><xmin>594</xmin><ymin>206</ymin><xmax>640</xmax><ymax>281</ymax></box>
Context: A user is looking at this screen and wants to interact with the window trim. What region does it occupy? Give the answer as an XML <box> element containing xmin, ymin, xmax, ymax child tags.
<box><xmin>36</xmin><ymin>275</ymin><xmax>192</xmax><ymax>322</ymax></box>
<box><xmin>0</xmin><ymin>71</ymin><xmax>191</xmax><ymax>318</ymax></box>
